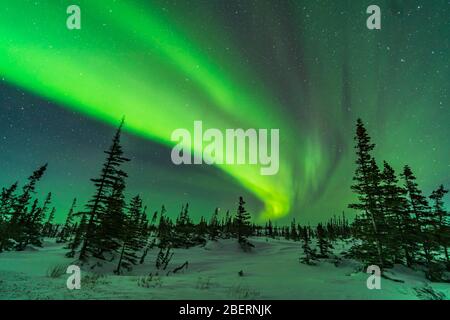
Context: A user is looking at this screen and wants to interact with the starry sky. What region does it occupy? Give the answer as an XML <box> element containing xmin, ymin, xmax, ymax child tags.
<box><xmin>0</xmin><ymin>0</ymin><xmax>448</xmax><ymax>224</ymax></box>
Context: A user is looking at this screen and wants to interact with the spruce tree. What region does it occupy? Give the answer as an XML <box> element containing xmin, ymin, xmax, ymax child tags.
<box><xmin>283</xmin><ymin>226</ymin><xmax>290</xmax><ymax>240</ymax></box>
<box><xmin>208</xmin><ymin>208</ymin><xmax>220</xmax><ymax>241</ymax></box>
<box><xmin>95</xmin><ymin>179</ymin><xmax>127</xmax><ymax>258</ymax></box>
<box><xmin>42</xmin><ymin>193</ymin><xmax>55</xmax><ymax>237</ymax></box>
<box><xmin>402</xmin><ymin>165</ymin><xmax>444</xmax><ymax>280</ymax></box>
<box><xmin>174</xmin><ymin>203</ymin><xmax>194</xmax><ymax>247</ymax></box>
<box><xmin>224</xmin><ymin>210</ymin><xmax>233</xmax><ymax>238</ymax></box>
<box><xmin>0</xmin><ymin>182</ymin><xmax>18</xmax><ymax>252</ymax></box>
<box><xmin>66</xmin><ymin>213</ymin><xmax>86</xmax><ymax>258</ymax></box>
<box><xmin>290</xmin><ymin>219</ymin><xmax>299</xmax><ymax>241</ymax></box>
<box><xmin>11</xmin><ymin>165</ymin><xmax>47</xmax><ymax>223</ymax></box>
<box><xmin>9</xmin><ymin>164</ymin><xmax>47</xmax><ymax>246</ymax></box>
<box><xmin>234</xmin><ymin>196</ymin><xmax>253</xmax><ymax>250</ymax></box>
<box><xmin>429</xmin><ymin>185</ymin><xmax>449</xmax><ymax>269</ymax></box>
<box><xmin>58</xmin><ymin>198</ymin><xmax>77</xmax><ymax>243</ymax></box>
<box><xmin>380</xmin><ymin>161</ymin><xmax>417</xmax><ymax>266</ymax></box>
<box><xmin>11</xmin><ymin>165</ymin><xmax>48</xmax><ymax>250</ymax></box>
<box><xmin>17</xmin><ymin>198</ymin><xmax>46</xmax><ymax>250</ymax></box>
<box><xmin>139</xmin><ymin>205</ymin><xmax>149</xmax><ymax>236</ymax></box>
<box><xmin>348</xmin><ymin>119</ymin><xmax>386</xmax><ymax>268</ymax></box>
<box><xmin>197</xmin><ymin>216</ymin><xmax>208</xmax><ymax>239</ymax></box>
<box><xmin>115</xmin><ymin>195</ymin><xmax>146</xmax><ymax>274</ymax></box>
<box><xmin>300</xmin><ymin>228</ymin><xmax>317</xmax><ymax>265</ymax></box>
<box><xmin>402</xmin><ymin>166</ymin><xmax>435</xmax><ymax>265</ymax></box>
<box><xmin>157</xmin><ymin>205</ymin><xmax>172</xmax><ymax>248</ymax></box>
<box><xmin>47</xmin><ymin>208</ymin><xmax>56</xmax><ymax>237</ymax></box>
<box><xmin>267</xmin><ymin>220</ymin><xmax>273</xmax><ymax>238</ymax></box>
<box><xmin>78</xmin><ymin>119</ymin><xmax>130</xmax><ymax>261</ymax></box>
<box><xmin>316</xmin><ymin>223</ymin><xmax>333</xmax><ymax>258</ymax></box>
<box><xmin>138</xmin><ymin>205</ymin><xmax>152</xmax><ymax>264</ymax></box>
<box><xmin>149</xmin><ymin>210</ymin><xmax>158</xmax><ymax>234</ymax></box>
<box><xmin>0</xmin><ymin>183</ymin><xmax>17</xmax><ymax>221</ymax></box>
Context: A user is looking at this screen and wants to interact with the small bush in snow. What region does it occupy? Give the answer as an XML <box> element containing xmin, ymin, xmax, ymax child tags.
<box><xmin>228</xmin><ymin>283</ymin><xmax>260</xmax><ymax>300</ymax></box>
<box><xmin>137</xmin><ymin>273</ymin><xmax>163</xmax><ymax>288</ymax></box>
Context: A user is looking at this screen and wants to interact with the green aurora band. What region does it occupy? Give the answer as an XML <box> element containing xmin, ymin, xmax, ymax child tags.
<box><xmin>0</xmin><ymin>0</ymin><xmax>448</xmax><ymax>222</ymax></box>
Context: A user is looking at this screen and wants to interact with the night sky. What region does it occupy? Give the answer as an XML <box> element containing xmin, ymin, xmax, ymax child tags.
<box><xmin>0</xmin><ymin>0</ymin><xmax>448</xmax><ymax>224</ymax></box>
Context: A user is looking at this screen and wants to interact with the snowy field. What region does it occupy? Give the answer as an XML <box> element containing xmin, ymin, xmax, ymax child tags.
<box><xmin>1</xmin><ymin>237</ymin><xmax>449</xmax><ymax>300</ymax></box>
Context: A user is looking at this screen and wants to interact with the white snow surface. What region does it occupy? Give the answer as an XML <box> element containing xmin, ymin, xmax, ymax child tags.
<box><xmin>1</xmin><ymin>237</ymin><xmax>449</xmax><ymax>300</ymax></box>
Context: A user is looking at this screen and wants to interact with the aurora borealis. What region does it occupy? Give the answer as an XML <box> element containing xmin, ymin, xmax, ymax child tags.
<box><xmin>0</xmin><ymin>0</ymin><xmax>448</xmax><ymax>223</ymax></box>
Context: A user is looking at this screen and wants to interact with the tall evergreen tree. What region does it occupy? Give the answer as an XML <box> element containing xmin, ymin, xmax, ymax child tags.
<box><xmin>401</xmin><ymin>165</ymin><xmax>445</xmax><ymax>280</ymax></box>
<box><xmin>401</xmin><ymin>166</ymin><xmax>436</xmax><ymax>265</ymax></box>
<box><xmin>348</xmin><ymin>119</ymin><xmax>387</xmax><ymax>268</ymax></box>
<box><xmin>0</xmin><ymin>183</ymin><xmax>17</xmax><ymax>221</ymax></box>
<box><xmin>157</xmin><ymin>205</ymin><xmax>172</xmax><ymax>247</ymax></box>
<box><xmin>429</xmin><ymin>185</ymin><xmax>449</xmax><ymax>268</ymax></box>
<box><xmin>58</xmin><ymin>198</ymin><xmax>77</xmax><ymax>243</ymax></box>
<box><xmin>208</xmin><ymin>207</ymin><xmax>220</xmax><ymax>241</ymax></box>
<box><xmin>8</xmin><ymin>164</ymin><xmax>47</xmax><ymax>242</ymax></box>
<box><xmin>140</xmin><ymin>205</ymin><xmax>149</xmax><ymax>233</ymax></box>
<box><xmin>17</xmin><ymin>198</ymin><xmax>46</xmax><ymax>250</ymax></box>
<box><xmin>11</xmin><ymin>165</ymin><xmax>48</xmax><ymax>250</ymax></box>
<box><xmin>66</xmin><ymin>213</ymin><xmax>86</xmax><ymax>258</ymax></box>
<box><xmin>380</xmin><ymin>161</ymin><xmax>417</xmax><ymax>266</ymax></box>
<box><xmin>224</xmin><ymin>210</ymin><xmax>233</xmax><ymax>238</ymax></box>
<box><xmin>197</xmin><ymin>216</ymin><xmax>208</xmax><ymax>238</ymax></box>
<box><xmin>290</xmin><ymin>219</ymin><xmax>299</xmax><ymax>241</ymax></box>
<box><xmin>10</xmin><ymin>164</ymin><xmax>47</xmax><ymax>228</ymax></box>
<box><xmin>78</xmin><ymin>118</ymin><xmax>130</xmax><ymax>261</ymax></box>
<box><xmin>45</xmin><ymin>207</ymin><xmax>56</xmax><ymax>237</ymax></box>
<box><xmin>266</xmin><ymin>220</ymin><xmax>273</xmax><ymax>238</ymax></box>
<box><xmin>174</xmin><ymin>203</ymin><xmax>194</xmax><ymax>246</ymax></box>
<box><xmin>95</xmin><ymin>179</ymin><xmax>127</xmax><ymax>258</ymax></box>
<box><xmin>41</xmin><ymin>193</ymin><xmax>54</xmax><ymax>237</ymax></box>
<box><xmin>316</xmin><ymin>223</ymin><xmax>333</xmax><ymax>258</ymax></box>
<box><xmin>300</xmin><ymin>228</ymin><xmax>317</xmax><ymax>265</ymax></box>
<box><xmin>115</xmin><ymin>195</ymin><xmax>146</xmax><ymax>274</ymax></box>
<box><xmin>0</xmin><ymin>182</ymin><xmax>18</xmax><ymax>252</ymax></box>
<box><xmin>234</xmin><ymin>196</ymin><xmax>253</xmax><ymax>250</ymax></box>
<box><xmin>150</xmin><ymin>210</ymin><xmax>158</xmax><ymax>227</ymax></box>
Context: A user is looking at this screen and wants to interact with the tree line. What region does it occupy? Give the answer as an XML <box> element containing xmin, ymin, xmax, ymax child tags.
<box><xmin>0</xmin><ymin>118</ymin><xmax>447</xmax><ymax>281</ymax></box>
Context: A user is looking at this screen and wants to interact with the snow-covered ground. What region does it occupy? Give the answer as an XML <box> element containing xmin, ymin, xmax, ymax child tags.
<box><xmin>1</xmin><ymin>237</ymin><xmax>449</xmax><ymax>300</ymax></box>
